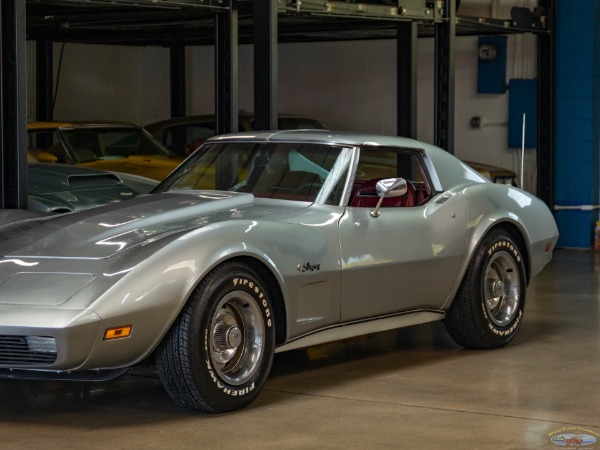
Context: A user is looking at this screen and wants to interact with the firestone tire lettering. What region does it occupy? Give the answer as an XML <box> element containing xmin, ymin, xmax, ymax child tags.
<box><xmin>444</xmin><ymin>230</ymin><xmax>526</xmax><ymax>349</ymax></box>
<box><xmin>156</xmin><ymin>261</ymin><xmax>276</xmax><ymax>412</ymax></box>
<box><xmin>205</xmin><ymin>352</ymin><xmax>255</xmax><ymax>397</ymax></box>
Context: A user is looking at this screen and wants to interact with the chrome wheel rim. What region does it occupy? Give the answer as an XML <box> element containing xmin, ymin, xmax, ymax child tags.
<box><xmin>483</xmin><ymin>251</ymin><xmax>521</xmax><ymax>326</ymax></box>
<box><xmin>209</xmin><ymin>291</ymin><xmax>264</xmax><ymax>386</ymax></box>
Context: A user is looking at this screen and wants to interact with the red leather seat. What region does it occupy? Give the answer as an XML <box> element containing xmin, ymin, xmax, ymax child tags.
<box><xmin>350</xmin><ymin>178</ymin><xmax>415</xmax><ymax>208</ymax></box>
<box><xmin>413</xmin><ymin>182</ymin><xmax>427</xmax><ymax>206</ymax></box>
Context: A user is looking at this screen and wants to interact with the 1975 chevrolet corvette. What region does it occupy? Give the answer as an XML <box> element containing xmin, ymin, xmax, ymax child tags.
<box><xmin>0</xmin><ymin>130</ymin><xmax>558</xmax><ymax>412</ymax></box>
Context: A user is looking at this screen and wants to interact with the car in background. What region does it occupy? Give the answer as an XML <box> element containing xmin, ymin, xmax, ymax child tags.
<box><xmin>28</xmin><ymin>163</ymin><xmax>156</xmax><ymax>213</ymax></box>
<box><xmin>27</xmin><ymin>122</ymin><xmax>185</xmax><ymax>181</ymax></box>
<box><xmin>145</xmin><ymin>115</ymin><xmax>519</xmax><ymax>187</ymax></box>
<box><xmin>145</xmin><ymin>111</ymin><xmax>328</xmax><ymax>156</ymax></box>
<box><xmin>0</xmin><ymin>130</ymin><xmax>557</xmax><ymax>413</ymax></box>
<box><xmin>465</xmin><ymin>160</ymin><xmax>520</xmax><ymax>187</ymax></box>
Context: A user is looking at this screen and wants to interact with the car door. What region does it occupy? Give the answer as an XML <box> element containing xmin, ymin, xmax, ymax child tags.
<box><xmin>338</xmin><ymin>147</ymin><xmax>468</xmax><ymax>322</ymax></box>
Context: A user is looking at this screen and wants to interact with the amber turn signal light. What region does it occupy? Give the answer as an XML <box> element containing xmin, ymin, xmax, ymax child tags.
<box><xmin>104</xmin><ymin>325</ymin><xmax>133</xmax><ymax>340</ymax></box>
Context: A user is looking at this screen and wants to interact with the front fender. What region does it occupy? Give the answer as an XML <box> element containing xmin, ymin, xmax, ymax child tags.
<box><xmin>75</xmin><ymin>220</ymin><xmax>283</xmax><ymax>369</ymax></box>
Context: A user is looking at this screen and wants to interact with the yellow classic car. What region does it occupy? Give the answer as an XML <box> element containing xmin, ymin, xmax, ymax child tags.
<box><xmin>27</xmin><ymin>122</ymin><xmax>185</xmax><ymax>181</ymax></box>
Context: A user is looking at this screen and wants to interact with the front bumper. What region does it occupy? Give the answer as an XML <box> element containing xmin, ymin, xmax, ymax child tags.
<box><xmin>0</xmin><ymin>306</ymin><xmax>101</xmax><ymax>371</ymax></box>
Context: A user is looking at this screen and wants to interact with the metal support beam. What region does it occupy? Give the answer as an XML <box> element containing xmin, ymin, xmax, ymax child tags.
<box><xmin>434</xmin><ymin>0</ymin><xmax>456</xmax><ymax>153</ymax></box>
<box><xmin>215</xmin><ymin>0</ymin><xmax>238</xmax><ymax>134</ymax></box>
<box><xmin>0</xmin><ymin>0</ymin><xmax>27</xmax><ymax>209</ymax></box>
<box><xmin>536</xmin><ymin>0</ymin><xmax>554</xmax><ymax>207</ymax></box>
<box><xmin>36</xmin><ymin>39</ymin><xmax>54</xmax><ymax>122</ymax></box>
<box><xmin>253</xmin><ymin>0</ymin><xmax>278</xmax><ymax>131</ymax></box>
<box><xmin>170</xmin><ymin>45</ymin><xmax>186</xmax><ymax>118</ymax></box>
<box><xmin>397</xmin><ymin>22</ymin><xmax>417</xmax><ymax>139</ymax></box>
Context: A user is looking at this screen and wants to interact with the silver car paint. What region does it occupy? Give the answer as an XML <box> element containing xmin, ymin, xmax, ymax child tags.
<box><xmin>339</xmin><ymin>193</ymin><xmax>467</xmax><ymax>321</ymax></box>
<box><xmin>0</xmin><ymin>130</ymin><xmax>558</xmax><ymax>374</ymax></box>
<box><xmin>0</xmin><ymin>196</ymin><xmax>347</xmax><ymax>369</ymax></box>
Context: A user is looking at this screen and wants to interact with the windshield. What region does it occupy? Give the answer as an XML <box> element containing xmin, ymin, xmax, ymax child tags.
<box><xmin>61</xmin><ymin>127</ymin><xmax>173</xmax><ymax>163</ymax></box>
<box><xmin>157</xmin><ymin>141</ymin><xmax>353</xmax><ymax>205</ymax></box>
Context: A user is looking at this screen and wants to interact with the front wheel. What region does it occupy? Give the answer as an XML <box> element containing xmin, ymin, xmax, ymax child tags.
<box><xmin>156</xmin><ymin>261</ymin><xmax>275</xmax><ymax>412</ymax></box>
<box><xmin>445</xmin><ymin>231</ymin><xmax>526</xmax><ymax>349</ymax></box>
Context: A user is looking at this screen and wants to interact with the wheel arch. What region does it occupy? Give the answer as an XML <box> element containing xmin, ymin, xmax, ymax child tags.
<box><xmin>217</xmin><ymin>255</ymin><xmax>288</xmax><ymax>346</ymax></box>
<box><xmin>144</xmin><ymin>249</ymin><xmax>289</xmax><ymax>367</ymax></box>
<box><xmin>467</xmin><ymin>219</ymin><xmax>531</xmax><ymax>285</ymax></box>
<box><xmin>154</xmin><ymin>254</ymin><xmax>280</xmax><ymax>412</ymax></box>
<box><xmin>443</xmin><ymin>218</ymin><xmax>530</xmax><ymax>312</ymax></box>
<box><xmin>444</xmin><ymin>219</ymin><xmax>529</xmax><ymax>349</ymax></box>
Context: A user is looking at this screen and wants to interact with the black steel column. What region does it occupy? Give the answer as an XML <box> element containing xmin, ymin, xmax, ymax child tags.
<box><xmin>170</xmin><ymin>45</ymin><xmax>186</xmax><ymax>118</ymax></box>
<box><xmin>253</xmin><ymin>0</ymin><xmax>277</xmax><ymax>131</ymax></box>
<box><xmin>0</xmin><ymin>0</ymin><xmax>27</xmax><ymax>209</ymax></box>
<box><xmin>536</xmin><ymin>0</ymin><xmax>554</xmax><ymax>207</ymax></box>
<box><xmin>434</xmin><ymin>0</ymin><xmax>456</xmax><ymax>153</ymax></box>
<box><xmin>36</xmin><ymin>39</ymin><xmax>54</xmax><ymax>122</ymax></box>
<box><xmin>215</xmin><ymin>0</ymin><xmax>238</xmax><ymax>134</ymax></box>
<box><xmin>397</xmin><ymin>22</ymin><xmax>417</xmax><ymax>139</ymax></box>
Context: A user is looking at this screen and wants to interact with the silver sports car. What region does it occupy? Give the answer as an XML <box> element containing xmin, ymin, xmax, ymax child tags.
<box><xmin>0</xmin><ymin>130</ymin><xmax>558</xmax><ymax>413</ymax></box>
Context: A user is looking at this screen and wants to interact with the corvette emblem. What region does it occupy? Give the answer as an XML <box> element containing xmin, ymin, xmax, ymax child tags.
<box><xmin>297</xmin><ymin>262</ymin><xmax>320</xmax><ymax>272</ymax></box>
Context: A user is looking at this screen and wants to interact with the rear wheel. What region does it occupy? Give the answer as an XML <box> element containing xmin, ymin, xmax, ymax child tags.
<box><xmin>445</xmin><ymin>230</ymin><xmax>526</xmax><ymax>349</ymax></box>
<box><xmin>156</xmin><ymin>261</ymin><xmax>275</xmax><ymax>412</ymax></box>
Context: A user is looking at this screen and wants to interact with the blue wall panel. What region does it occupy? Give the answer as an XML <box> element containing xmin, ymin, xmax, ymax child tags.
<box><xmin>554</xmin><ymin>0</ymin><xmax>600</xmax><ymax>248</ymax></box>
<box><xmin>508</xmin><ymin>79</ymin><xmax>538</xmax><ymax>148</ymax></box>
<box><xmin>477</xmin><ymin>36</ymin><xmax>507</xmax><ymax>94</ymax></box>
<box><xmin>555</xmin><ymin>211</ymin><xmax>596</xmax><ymax>248</ymax></box>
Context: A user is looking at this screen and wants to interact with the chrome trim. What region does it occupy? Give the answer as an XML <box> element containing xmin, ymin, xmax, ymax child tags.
<box><xmin>275</xmin><ymin>309</ymin><xmax>445</xmax><ymax>353</ymax></box>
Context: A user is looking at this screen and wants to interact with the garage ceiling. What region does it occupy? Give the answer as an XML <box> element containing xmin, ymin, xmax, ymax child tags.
<box><xmin>26</xmin><ymin>0</ymin><xmax>549</xmax><ymax>46</ymax></box>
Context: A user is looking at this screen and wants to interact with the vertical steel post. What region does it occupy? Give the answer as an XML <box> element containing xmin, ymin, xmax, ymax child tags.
<box><xmin>215</xmin><ymin>0</ymin><xmax>238</xmax><ymax>134</ymax></box>
<box><xmin>36</xmin><ymin>39</ymin><xmax>54</xmax><ymax>122</ymax></box>
<box><xmin>434</xmin><ymin>0</ymin><xmax>456</xmax><ymax>153</ymax></box>
<box><xmin>397</xmin><ymin>21</ymin><xmax>417</xmax><ymax>139</ymax></box>
<box><xmin>170</xmin><ymin>45</ymin><xmax>186</xmax><ymax>119</ymax></box>
<box><xmin>0</xmin><ymin>0</ymin><xmax>27</xmax><ymax>209</ymax></box>
<box><xmin>253</xmin><ymin>0</ymin><xmax>278</xmax><ymax>131</ymax></box>
<box><xmin>536</xmin><ymin>0</ymin><xmax>554</xmax><ymax>207</ymax></box>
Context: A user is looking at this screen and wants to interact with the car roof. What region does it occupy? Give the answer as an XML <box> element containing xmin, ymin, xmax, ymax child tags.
<box><xmin>207</xmin><ymin>129</ymin><xmax>425</xmax><ymax>150</ymax></box>
<box><xmin>28</xmin><ymin>121</ymin><xmax>77</xmax><ymax>130</ymax></box>
<box><xmin>145</xmin><ymin>112</ymin><xmax>324</xmax><ymax>128</ymax></box>
<box><xmin>28</xmin><ymin>121</ymin><xmax>137</xmax><ymax>130</ymax></box>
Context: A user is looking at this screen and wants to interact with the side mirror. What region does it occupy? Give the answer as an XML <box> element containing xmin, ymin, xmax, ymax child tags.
<box><xmin>371</xmin><ymin>178</ymin><xmax>407</xmax><ymax>218</ymax></box>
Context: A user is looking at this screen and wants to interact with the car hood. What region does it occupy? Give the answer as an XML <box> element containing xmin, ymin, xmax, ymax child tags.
<box><xmin>28</xmin><ymin>163</ymin><xmax>139</xmax><ymax>212</ymax></box>
<box><xmin>29</xmin><ymin>186</ymin><xmax>137</xmax><ymax>213</ymax></box>
<box><xmin>0</xmin><ymin>192</ymin><xmax>302</xmax><ymax>259</ymax></box>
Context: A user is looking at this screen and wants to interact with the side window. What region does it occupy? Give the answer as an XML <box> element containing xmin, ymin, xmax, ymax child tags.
<box><xmin>64</xmin><ymin>131</ymin><xmax>103</xmax><ymax>162</ymax></box>
<box><xmin>349</xmin><ymin>148</ymin><xmax>432</xmax><ymax>208</ymax></box>
<box><xmin>28</xmin><ymin>130</ymin><xmax>70</xmax><ymax>164</ymax></box>
<box><xmin>247</xmin><ymin>143</ymin><xmax>348</xmax><ymax>204</ymax></box>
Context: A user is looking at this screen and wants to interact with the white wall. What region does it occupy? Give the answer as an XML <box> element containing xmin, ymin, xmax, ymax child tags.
<box><xmin>27</xmin><ymin>26</ymin><xmax>539</xmax><ymax>190</ymax></box>
<box><xmin>48</xmin><ymin>43</ymin><xmax>170</xmax><ymax>124</ymax></box>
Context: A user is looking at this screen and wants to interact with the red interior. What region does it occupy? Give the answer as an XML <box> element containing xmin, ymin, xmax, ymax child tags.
<box><xmin>349</xmin><ymin>178</ymin><xmax>428</xmax><ymax>208</ymax></box>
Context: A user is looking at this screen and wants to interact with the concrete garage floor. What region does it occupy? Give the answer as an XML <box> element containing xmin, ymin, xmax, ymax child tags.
<box><xmin>0</xmin><ymin>249</ymin><xmax>599</xmax><ymax>449</ymax></box>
